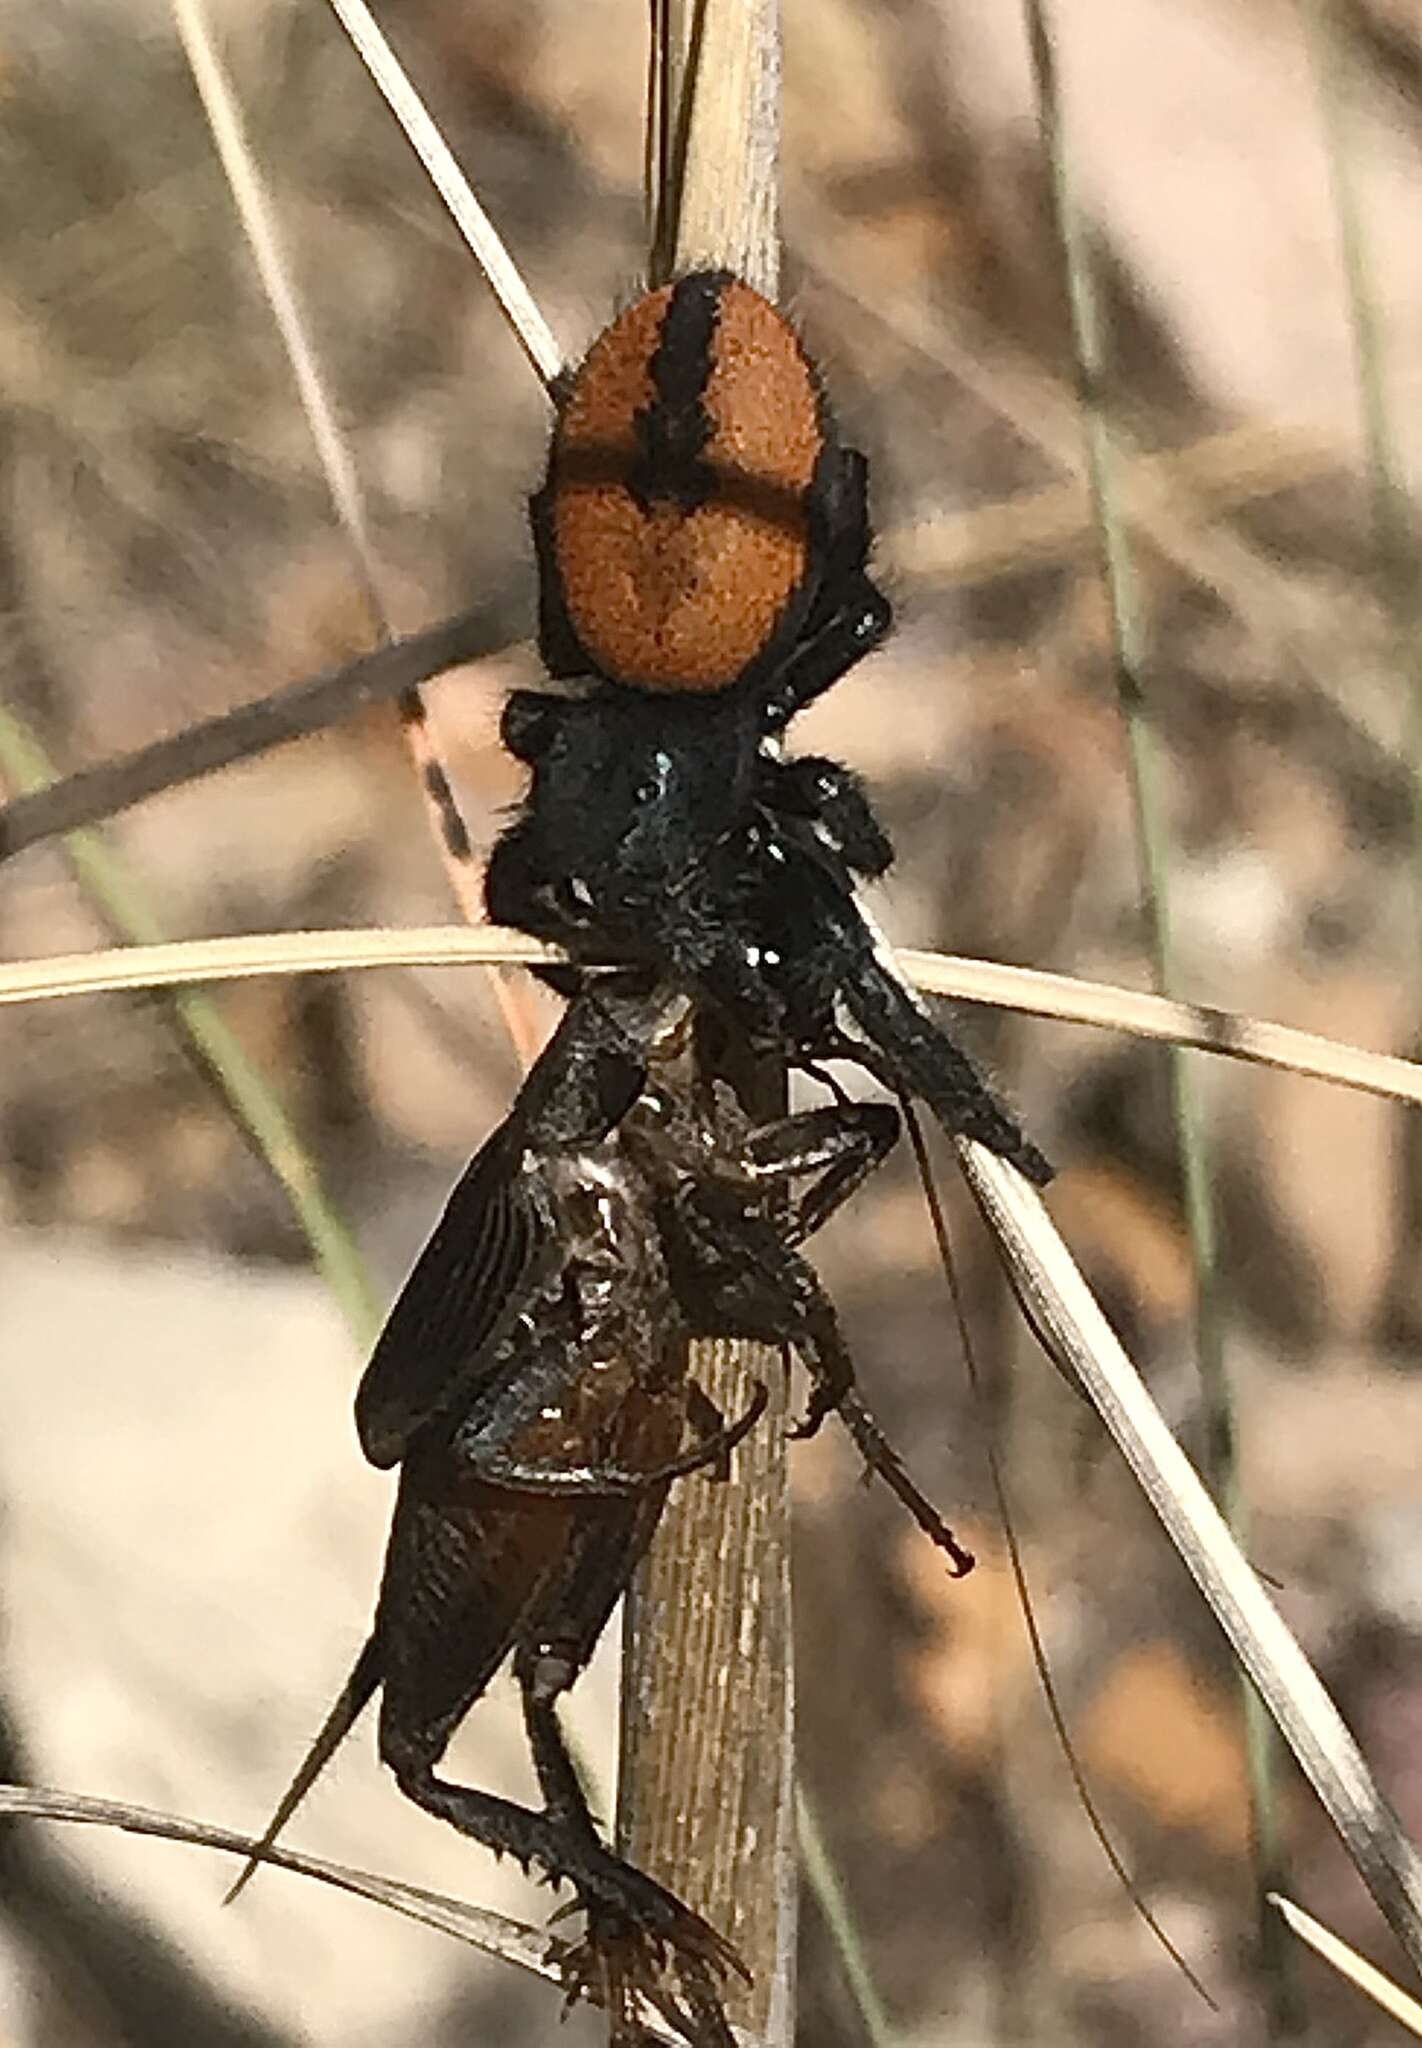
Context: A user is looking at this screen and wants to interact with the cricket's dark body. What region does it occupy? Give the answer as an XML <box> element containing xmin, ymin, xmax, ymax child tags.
<box><xmin>233</xmin><ymin>985</ymin><xmax>966</xmax><ymax>2047</ymax></box>
<box><xmin>367</xmin><ymin>1121</ymin><xmax>688</xmax><ymax>1805</ymax></box>
<box><xmin>489</xmin><ymin>270</ymin><xmax>1050</xmax><ymax>1185</ymax></box>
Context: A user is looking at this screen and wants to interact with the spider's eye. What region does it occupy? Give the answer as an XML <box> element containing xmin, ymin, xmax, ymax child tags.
<box><xmin>632</xmin><ymin>748</ymin><xmax>677</xmax><ymax>808</ymax></box>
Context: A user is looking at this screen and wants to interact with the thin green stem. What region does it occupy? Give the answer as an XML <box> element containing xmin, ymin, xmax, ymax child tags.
<box><xmin>1023</xmin><ymin>0</ymin><xmax>1271</xmax><ymax>1996</ymax></box>
<box><xmin>1302</xmin><ymin>0</ymin><xmax>1412</xmax><ymax>590</ymax></box>
<box><xmin>1022</xmin><ymin>0</ymin><xmax>1227</xmax><ymax>1515</ymax></box>
<box><xmin>1300</xmin><ymin>0</ymin><xmax>1422</xmax><ymax>914</ymax></box>
<box><xmin>795</xmin><ymin>1787</ymin><xmax>898</xmax><ymax>2048</ymax></box>
<box><xmin>0</xmin><ymin>705</ymin><xmax>380</xmax><ymax>1346</ymax></box>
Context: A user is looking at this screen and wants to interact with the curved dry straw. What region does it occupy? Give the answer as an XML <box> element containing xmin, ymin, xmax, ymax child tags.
<box><xmin>0</xmin><ymin>1782</ymin><xmax>749</xmax><ymax>2048</ymax></box>
<box><xmin>3</xmin><ymin>927</ymin><xmax>1419</xmax><ymax>1114</ymax></box>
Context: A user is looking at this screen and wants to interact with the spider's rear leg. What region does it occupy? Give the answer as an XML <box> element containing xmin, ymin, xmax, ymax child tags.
<box><xmin>756</xmin><ymin>444</ymin><xmax>891</xmax><ymax>731</ymax></box>
<box><xmin>754</xmin><ymin>571</ymin><xmax>891</xmax><ymax>732</ymax></box>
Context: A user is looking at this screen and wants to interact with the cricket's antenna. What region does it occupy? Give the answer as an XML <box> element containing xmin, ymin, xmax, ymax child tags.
<box><xmin>904</xmin><ymin>1102</ymin><xmax>1218</xmax><ymax>2009</ymax></box>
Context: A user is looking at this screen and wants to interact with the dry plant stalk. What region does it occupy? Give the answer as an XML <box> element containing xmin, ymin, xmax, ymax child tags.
<box><xmin>616</xmin><ymin>4</ymin><xmax>796</xmax><ymax>2043</ymax></box>
<box><xmin>20</xmin><ymin>0</ymin><xmax>1422</xmax><ymax>2032</ymax></box>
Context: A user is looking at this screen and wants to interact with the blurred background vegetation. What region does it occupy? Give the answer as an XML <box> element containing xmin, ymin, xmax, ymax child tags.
<box><xmin>2</xmin><ymin>0</ymin><xmax>1422</xmax><ymax>2042</ymax></box>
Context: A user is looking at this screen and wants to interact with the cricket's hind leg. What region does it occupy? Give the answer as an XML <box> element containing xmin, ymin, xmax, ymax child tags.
<box><xmin>383</xmin><ymin>1691</ymin><xmax>743</xmax><ymax>2048</ymax></box>
<box><xmin>518</xmin><ymin>1667</ymin><xmax>744</xmax><ymax>2048</ymax></box>
<box><xmin>512</xmin><ymin>1512</ymin><xmax>747</xmax><ymax>2047</ymax></box>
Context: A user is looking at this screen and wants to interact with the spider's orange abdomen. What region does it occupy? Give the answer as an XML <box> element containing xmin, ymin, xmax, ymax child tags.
<box><xmin>545</xmin><ymin>273</ymin><xmax>825</xmax><ymax>693</ymax></box>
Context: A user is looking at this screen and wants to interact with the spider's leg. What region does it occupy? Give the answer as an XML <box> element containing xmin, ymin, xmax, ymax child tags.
<box><xmin>818</xmin><ymin>900</ymin><xmax>1052</xmax><ymax>1183</ymax></box>
<box><xmin>755</xmin><ymin>572</ymin><xmax>890</xmax><ymax>732</ymax></box>
<box><xmin>500</xmin><ymin>686</ymin><xmax>575</xmax><ymax>764</ymax></box>
<box><xmin>755</xmin><ymin>444</ymin><xmax>890</xmax><ymax>730</ymax></box>
<box><xmin>529</xmin><ymin>479</ymin><xmax>596</xmax><ymax>680</ymax></box>
<box><xmin>484</xmin><ymin>819</ymin><xmax>611</xmax><ymax>951</ymax></box>
<box><xmin>763</xmin><ymin>753</ymin><xmax>893</xmax><ymax>878</ymax></box>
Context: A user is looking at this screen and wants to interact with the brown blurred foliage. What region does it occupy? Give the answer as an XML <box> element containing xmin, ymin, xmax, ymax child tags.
<box><xmin>3</xmin><ymin>1</ymin><xmax>1422</xmax><ymax>2043</ymax></box>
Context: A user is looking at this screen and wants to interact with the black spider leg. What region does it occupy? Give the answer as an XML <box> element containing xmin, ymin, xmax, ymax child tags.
<box><xmin>791</xmin><ymin>854</ymin><xmax>1052</xmax><ymax>1185</ymax></box>
<box><xmin>755</xmin><ymin>445</ymin><xmax>891</xmax><ymax>733</ymax></box>
<box><xmin>762</xmin><ymin>752</ymin><xmax>893</xmax><ymax>878</ymax></box>
<box><xmin>527</xmin><ymin>462</ymin><xmax>589</xmax><ymax>681</ymax></box>
<box><xmin>811</xmin><ymin>971</ymin><xmax>1051</xmax><ymax>1185</ymax></box>
<box><xmin>223</xmin><ymin>1634</ymin><xmax>383</xmax><ymax>1901</ymax></box>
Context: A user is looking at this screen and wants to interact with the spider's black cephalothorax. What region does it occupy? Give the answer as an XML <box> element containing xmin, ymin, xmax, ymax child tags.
<box><xmin>490</xmin><ymin>270</ymin><xmax>1050</xmax><ymax>1184</ymax></box>
<box><xmin>228</xmin><ymin>984</ymin><xmax>969</xmax><ymax>2048</ymax></box>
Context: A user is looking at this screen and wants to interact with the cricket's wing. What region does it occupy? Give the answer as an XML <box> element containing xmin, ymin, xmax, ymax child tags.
<box><xmin>355</xmin><ymin>1124</ymin><xmax>549</xmax><ymax>1468</ymax></box>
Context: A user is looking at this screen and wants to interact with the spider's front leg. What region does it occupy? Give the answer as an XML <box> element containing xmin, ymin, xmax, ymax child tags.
<box><xmin>763</xmin><ymin>752</ymin><xmax>894</xmax><ymax>880</ymax></box>
<box><xmin>755</xmin><ymin>444</ymin><xmax>892</xmax><ymax>731</ymax></box>
<box><xmin>823</xmin><ymin>918</ymin><xmax>1052</xmax><ymax>1183</ymax></box>
<box><xmin>750</xmin><ymin>840</ymin><xmax>1052</xmax><ymax>1184</ymax></box>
